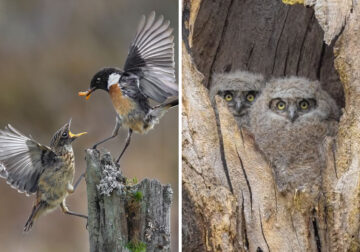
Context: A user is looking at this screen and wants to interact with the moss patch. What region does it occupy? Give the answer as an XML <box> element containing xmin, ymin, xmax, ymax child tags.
<box><xmin>125</xmin><ymin>240</ymin><xmax>147</xmax><ymax>252</ymax></box>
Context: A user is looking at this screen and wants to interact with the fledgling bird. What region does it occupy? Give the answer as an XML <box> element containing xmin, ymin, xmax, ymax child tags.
<box><xmin>249</xmin><ymin>76</ymin><xmax>340</xmax><ymax>193</ymax></box>
<box><xmin>79</xmin><ymin>11</ymin><xmax>178</xmax><ymax>164</ymax></box>
<box><xmin>209</xmin><ymin>71</ymin><xmax>265</xmax><ymax>128</ymax></box>
<box><xmin>0</xmin><ymin>120</ymin><xmax>87</xmax><ymax>231</ymax></box>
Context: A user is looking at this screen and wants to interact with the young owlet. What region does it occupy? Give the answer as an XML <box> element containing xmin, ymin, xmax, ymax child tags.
<box><xmin>249</xmin><ymin>76</ymin><xmax>340</xmax><ymax>192</ymax></box>
<box><xmin>209</xmin><ymin>71</ymin><xmax>265</xmax><ymax>128</ymax></box>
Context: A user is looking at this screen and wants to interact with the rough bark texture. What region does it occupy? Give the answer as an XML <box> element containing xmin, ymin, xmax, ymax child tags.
<box><xmin>85</xmin><ymin>149</ymin><xmax>172</xmax><ymax>252</ymax></box>
<box><xmin>182</xmin><ymin>48</ymin><xmax>237</xmax><ymax>251</ymax></box>
<box><xmin>182</xmin><ymin>0</ymin><xmax>360</xmax><ymax>251</ymax></box>
<box><xmin>287</xmin><ymin>0</ymin><xmax>353</xmax><ymax>45</ymax></box>
<box><xmin>187</xmin><ymin>0</ymin><xmax>344</xmax><ymax>108</ymax></box>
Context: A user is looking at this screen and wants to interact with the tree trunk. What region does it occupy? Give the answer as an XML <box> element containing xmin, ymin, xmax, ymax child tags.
<box><xmin>182</xmin><ymin>0</ymin><xmax>360</xmax><ymax>251</ymax></box>
<box><xmin>85</xmin><ymin>149</ymin><xmax>173</xmax><ymax>252</ymax></box>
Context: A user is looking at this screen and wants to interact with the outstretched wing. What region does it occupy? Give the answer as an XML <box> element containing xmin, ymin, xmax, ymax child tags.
<box><xmin>0</xmin><ymin>125</ymin><xmax>57</xmax><ymax>195</ymax></box>
<box><xmin>123</xmin><ymin>11</ymin><xmax>178</xmax><ymax>103</ymax></box>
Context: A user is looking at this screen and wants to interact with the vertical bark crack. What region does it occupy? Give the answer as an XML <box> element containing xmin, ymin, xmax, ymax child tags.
<box><xmin>316</xmin><ymin>43</ymin><xmax>326</xmax><ymax>79</ymax></box>
<box><xmin>208</xmin><ymin>0</ymin><xmax>235</xmax><ymax>85</ymax></box>
<box><xmin>296</xmin><ymin>12</ymin><xmax>314</xmax><ymax>75</ymax></box>
<box><xmin>182</xmin><ymin>6</ymin><xmax>191</xmax><ymax>53</ymax></box>
<box><xmin>283</xmin><ymin>47</ymin><xmax>290</xmax><ymax>76</ymax></box>
<box><xmin>236</xmin><ymin>147</ymin><xmax>253</xmax><ymax>210</ymax></box>
<box><xmin>241</xmin><ymin>191</ymin><xmax>250</xmax><ymax>250</ymax></box>
<box><xmin>272</xmin><ymin>6</ymin><xmax>290</xmax><ymax>74</ymax></box>
<box><xmin>332</xmin><ymin>142</ymin><xmax>338</xmax><ymax>179</ymax></box>
<box><xmin>290</xmin><ymin>213</ymin><xmax>301</xmax><ymax>248</ymax></box>
<box><xmin>215</xmin><ymin>108</ymin><xmax>234</xmax><ymax>193</ymax></box>
<box><xmin>312</xmin><ymin>215</ymin><xmax>322</xmax><ymax>252</ymax></box>
<box><xmin>273</xmin><ymin>183</ymin><xmax>278</xmax><ymax>213</ymax></box>
<box><xmin>246</xmin><ymin>43</ymin><xmax>255</xmax><ymax>70</ymax></box>
<box><xmin>259</xmin><ymin>208</ymin><xmax>271</xmax><ymax>252</ymax></box>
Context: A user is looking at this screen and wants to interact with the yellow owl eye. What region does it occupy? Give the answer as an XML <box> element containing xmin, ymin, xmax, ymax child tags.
<box><xmin>277</xmin><ymin>101</ymin><xmax>286</xmax><ymax>110</ymax></box>
<box><xmin>246</xmin><ymin>94</ymin><xmax>255</xmax><ymax>102</ymax></box>
<box><xmin>224</xmin><ymin>93</ymin><xmax>233</xmax><ymax>101</ymax></box>
<box><xmin>300</xmin><ymin>100</ymin><xmax>309</xmax><ymax>110</ymax></box>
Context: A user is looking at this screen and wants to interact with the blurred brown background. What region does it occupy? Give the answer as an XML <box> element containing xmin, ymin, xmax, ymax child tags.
<box><xmin>0</xmin><ymin>0</ymin><xmax>178</xmax><ymax>251</ymax></box>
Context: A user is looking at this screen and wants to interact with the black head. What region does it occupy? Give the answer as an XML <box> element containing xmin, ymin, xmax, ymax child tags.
<box><xmin>79</xmin><ymin>67</ymin><xmax>123</xmax><ymax>100</ymax></box>
<box><xmin>90</xmin><ymin>67</ymin><xmax>122</xmax><ymax>91</ymax></box>
<box><xmin>49</xmin><ymin>119</ymin><xmax>87</xmax><ymax>150</ymax></box>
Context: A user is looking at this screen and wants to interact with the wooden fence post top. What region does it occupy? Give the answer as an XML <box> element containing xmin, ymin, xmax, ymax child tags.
<box><xmin>85</xmin><ymin>149</ymin><xmax>172</xmax><ymax>252</ymax></box>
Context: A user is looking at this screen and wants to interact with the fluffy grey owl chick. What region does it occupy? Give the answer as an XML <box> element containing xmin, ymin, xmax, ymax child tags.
<box><xmin>209</xmin><ymin>71</ymin><xmax>265</xmax><ymax>127</ymax></box>
<box><xmin>250</xmin><ymin>76</ymin><xmax>340</xmax><ymax>193</ymax></box>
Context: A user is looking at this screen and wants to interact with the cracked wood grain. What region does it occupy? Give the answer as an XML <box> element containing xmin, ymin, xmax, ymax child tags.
<box><xmin>182</xmin><ymin>41</ymin><xmax>237</xmax><ymax>251</ymax></box>
<box><xmin>182</xmin><ymin>0</ymin><xmax>360</xmax><ymax>250</ymax></box>
<box><xmin>191</xmin><ymin>0</ymin><xmax>344</xmax><ymax>108</ymax></box>
<box><xmin>85</xmin><ymin>149</ymin><xmax>172</xmax><ymax>252</ymax></box>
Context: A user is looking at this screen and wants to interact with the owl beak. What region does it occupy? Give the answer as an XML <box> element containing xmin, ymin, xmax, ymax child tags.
<box><xmin>288</xmin><ymin>108</ymin><xmax>298</xmax><ymax>122</ymax></box>
<box><xmin>235</xmin><ymin>101</ymin><xmax>242</xmax><ymax>113</ymax></box>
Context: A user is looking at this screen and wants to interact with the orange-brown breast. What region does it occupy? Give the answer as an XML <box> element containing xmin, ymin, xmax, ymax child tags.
<box><xmin>108</xmin><ymin>84</ymin><xmax>149</xmax><ymax>133</ymax></box>
<box><xmin>109</xmin><ymin>84</ymin><xmax>135</xmax><ymax>116</ymax></box>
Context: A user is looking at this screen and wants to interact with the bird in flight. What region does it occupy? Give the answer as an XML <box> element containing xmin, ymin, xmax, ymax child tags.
<box><xmin>79</xmin><ymin>11</ymin><xmax>178</xmax><ymax>164</ymax></box>
<box><xmin>0</xmin><ymin>120</ymin><xmax>87</xmax><ymax>231</ymax></box>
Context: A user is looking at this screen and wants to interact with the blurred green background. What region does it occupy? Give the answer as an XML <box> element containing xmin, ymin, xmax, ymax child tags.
<box><xmin>0</xmin><ymin>0</ymin><xmax>178</xmax><ymax>251</ymax></box>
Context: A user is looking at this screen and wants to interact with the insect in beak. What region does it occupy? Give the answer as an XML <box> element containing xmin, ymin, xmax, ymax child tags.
<box><xmin>78</xmin><ymin>87</ymin><xmax>96</xmax><ymax>100</ymax></box>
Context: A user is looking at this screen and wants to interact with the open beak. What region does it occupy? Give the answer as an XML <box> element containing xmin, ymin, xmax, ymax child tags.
<box><xmin>78</xmin><ymin>87</ymin><xmax>96</xmax><ymax>100</ymax></box>
<box><xmin>69</xmin><ymin>131</ymin><xmax>87</xmax><ymax>139</ymax></box>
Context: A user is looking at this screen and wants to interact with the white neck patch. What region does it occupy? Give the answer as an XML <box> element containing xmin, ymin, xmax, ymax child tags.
<box><xmin>107</xmin><ymin>73</ymin><xmax>121</xmax><ymax>89</ymax></box>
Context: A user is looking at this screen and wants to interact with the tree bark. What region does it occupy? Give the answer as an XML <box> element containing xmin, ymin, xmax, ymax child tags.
<box><xmin>182</xmin><ymin>0</ymin><xmax>360</xmax><ymax>251</ymax></box>
<box><xmin>85</xmin><ymin>149</ymin><xmax>173</xmax><ymax>252</ymax></box>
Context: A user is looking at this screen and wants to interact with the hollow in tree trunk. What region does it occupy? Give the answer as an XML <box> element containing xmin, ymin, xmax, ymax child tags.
<box><xmin>182</xmin><ymin>0</ymin><xmax>360</xmax><ymax>251</ymax></box>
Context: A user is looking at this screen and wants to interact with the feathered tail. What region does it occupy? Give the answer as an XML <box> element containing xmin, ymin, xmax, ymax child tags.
<box><xmin>144</xmin><ymin>99</ymin><xmax>178</xmax><ymax>131</ymax></box>
<box><xmin>24</xmin><ymin>201</ymin><xmax>47</xmax><ymax>232</ymax></box>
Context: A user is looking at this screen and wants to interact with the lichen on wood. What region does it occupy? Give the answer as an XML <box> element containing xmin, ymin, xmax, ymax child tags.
<box><xmin>85</xmin><ymin>149</ymin><xmax>172</xmax><ymax>252</ymax></box>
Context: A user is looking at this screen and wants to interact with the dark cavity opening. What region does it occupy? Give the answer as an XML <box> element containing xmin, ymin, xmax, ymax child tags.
<box><xmin>190</xmin><ymin>0</ymin><xmax>344</xmax><ymax>108</ymax></box>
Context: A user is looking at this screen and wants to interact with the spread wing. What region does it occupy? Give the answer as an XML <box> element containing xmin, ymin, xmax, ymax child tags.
<box><xmin>0</xmin><ymin>125</ymin><xmax>57</xmax><ymax>195</ymax></box>
<box><xmin>123</xmin><ymin>11</ymin><xmax>178</xmax><ymax>103</ymax></box>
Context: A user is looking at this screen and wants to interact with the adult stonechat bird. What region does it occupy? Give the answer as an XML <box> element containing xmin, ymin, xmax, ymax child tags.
<box><xmin>78</xmin><ymin>11</ymin><xmax>178</xmax><ymax>164</ymax></box>
<box><xmin>0</xmin><ymin>119</ymin><xmax>87</xmax><ymax>232</ymax></box>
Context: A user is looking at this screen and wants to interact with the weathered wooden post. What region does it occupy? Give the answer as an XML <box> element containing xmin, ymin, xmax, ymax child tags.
<box><xmin>85</xmin><ymin>149</ymin><xmax>173</xmax><ymax>252</ymax></box>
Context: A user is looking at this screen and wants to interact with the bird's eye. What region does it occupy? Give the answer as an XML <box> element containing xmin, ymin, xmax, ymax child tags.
<box><xmin>224</xmin><ymin>93</ymin><xmax>233</xmax><ymax>101</ymax></box>
<box><xmin>277</xmin><ymin>101</ymin><xmax>286</xmax><ymax>110</ymax></box>
<box><xmin>62</xmin><ymin>132</ymin><xmax>68</xmax><ymax>138</ymax></box>
<box><xmin>246</xmin><ymin>93</ymin><xmax>255</xmax><ymax>102</ymax></box>
<box><xmin>299</xmin><ymin>100</ymin><xmax>309</xmax><ymax>110</ymax></box>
